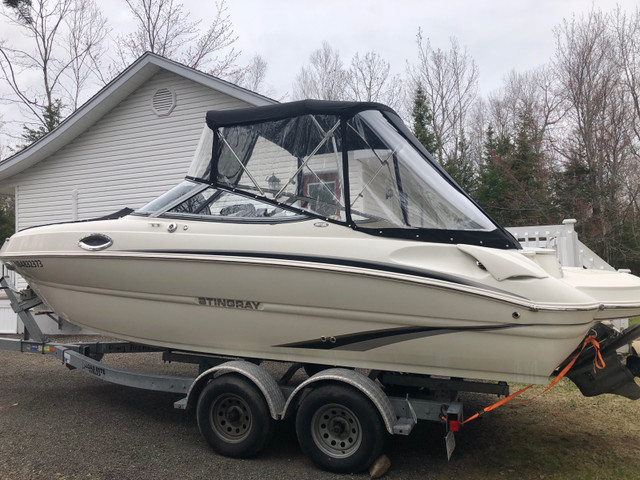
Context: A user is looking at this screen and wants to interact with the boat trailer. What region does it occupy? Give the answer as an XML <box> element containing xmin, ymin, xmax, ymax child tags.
<box><xmin>0</xmin><ymin>276</ymin><xmax>518</xmax><ymax>472</ymax></box>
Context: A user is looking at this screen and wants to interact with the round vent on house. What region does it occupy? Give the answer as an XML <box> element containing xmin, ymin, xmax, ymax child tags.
<box><xmin>151</xmin><ymin>87</ymin><xmax>176</xmax><ymax>116</ymax></box>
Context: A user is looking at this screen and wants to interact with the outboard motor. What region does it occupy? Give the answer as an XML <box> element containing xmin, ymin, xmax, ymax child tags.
<box><xmin>565</xmin><ymin>323</ymin><xmax>640</xmax><ymax>400</ymax></box>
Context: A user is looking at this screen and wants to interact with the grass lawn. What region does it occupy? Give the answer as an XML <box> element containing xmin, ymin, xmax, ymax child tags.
<box><xmin>446</xmin><ymin>379</ymin><xmax>640</xmax><ymax>480</ymax></box>
<box><xmin>630</xmin><ymin>316</ymin><xmax>640</xmax><ymax>326</ymax></box>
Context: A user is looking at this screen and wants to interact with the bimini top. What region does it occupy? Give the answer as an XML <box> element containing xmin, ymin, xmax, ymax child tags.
<box><xmin>153</xmin><ymin>100</ymin><xmax>520</xmax><ymax>249</ymax></box>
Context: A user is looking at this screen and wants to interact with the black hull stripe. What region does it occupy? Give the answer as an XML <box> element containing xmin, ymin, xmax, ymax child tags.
<box><xmin>276</xmin><ymin>324</ymin><xmax>532</xmax><ymax>351</ymax></box>
<box><xmin>139</xmin><ymin>249</ymin><xmax>528</xmax><ymax>300</ymax></box>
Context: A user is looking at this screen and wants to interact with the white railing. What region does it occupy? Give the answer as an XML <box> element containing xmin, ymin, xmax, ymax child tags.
<box><xmin>506</xmin><ymin>218</ymin><xmax>617</xmax><ymax>271</ymax></box>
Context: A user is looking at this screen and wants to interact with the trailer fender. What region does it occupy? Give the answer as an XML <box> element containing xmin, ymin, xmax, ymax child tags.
<box><xmin>185</xmin><ymin>360</ymin><xmax>285</xmax><ymax>420</ymax></box>
<box><xmin>282</xmin><ymin>368</ymin><xmax>396</xmax><ymax>434</ymax></box>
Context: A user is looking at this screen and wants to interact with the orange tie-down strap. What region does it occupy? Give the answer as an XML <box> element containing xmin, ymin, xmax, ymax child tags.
<box><xmin>462</xmin><ymin>334</ymin><xmax>605</xmax><ymax>424</ymax></box>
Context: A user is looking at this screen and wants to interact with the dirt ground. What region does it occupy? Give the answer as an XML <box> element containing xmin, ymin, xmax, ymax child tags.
<box><xmin>1</xmin><ymin>336</ymin><xmax>639</xmax><ymax>480</ymax></box>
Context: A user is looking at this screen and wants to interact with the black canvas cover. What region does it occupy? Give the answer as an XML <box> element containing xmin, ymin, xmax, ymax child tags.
<box><xmin>198</xmin><ymin>100</ymin><xmax>520</xmax><ymax>249</ymax></box>
<box><xmin>206</xmin><ymin>99</ymin><xmax>396</xmax><ymax>129</ymax></box>
<box><xmin>206</xmin><ymin>100</ymin><xmax>458</xmax><ymax>183</ymax></box>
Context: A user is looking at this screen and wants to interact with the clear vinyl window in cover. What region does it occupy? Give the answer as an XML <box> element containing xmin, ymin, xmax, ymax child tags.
<box><xmin>206</xmin><ymin>114</ymin><xmax>346</xmax><ymax>221</ymax></box>
<box><xmin>187</xmin><ymin>105</ymin><xmax>497</xmax><ymax>233</ymax></box>
<box><xmin>346</xmin><ymin>111</ymin><xmax>495</xmax><ymax>231</ymax></box>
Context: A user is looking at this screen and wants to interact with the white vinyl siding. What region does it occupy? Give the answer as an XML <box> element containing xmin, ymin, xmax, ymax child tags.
<box><xmin>13</xmin><ymin>70</ymin><xmax>251</xmax><ymax>230</ymax></box>
<box><xmin>0</xmin><ymin>297</ymin><xmax>17</xmax><ymax>333</ymax></box>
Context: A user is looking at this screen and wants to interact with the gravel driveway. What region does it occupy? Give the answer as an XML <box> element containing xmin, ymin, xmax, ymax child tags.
<box><xmin>0</xmin><ymin>337</ymin><xmax>464</xmax><ymax>480</ymax></box>
<box><xmin>3</xmin><ymin>336</ymin><xmax>639</xmax><ymax>480</ymax></box>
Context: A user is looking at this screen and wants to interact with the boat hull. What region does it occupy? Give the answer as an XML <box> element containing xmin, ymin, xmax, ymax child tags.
<box><xmin>5</xmin><ymin>215</ymin><xmax>640</xmax><ymax>386</ymax></box>
<box><xmin>13</xmin><ymin>251</ymin><xmax>596</xmax><ymax>385</ymax></box>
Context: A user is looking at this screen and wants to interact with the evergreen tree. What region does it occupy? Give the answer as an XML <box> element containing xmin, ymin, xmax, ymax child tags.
<box><xmin>474</xmin><ymin>112</ymin><xmax>558</xmax><ymax>228</ymax></box>
<box><xmin>20</xmin><ymin>100</ymin><xmax>63</xmax><ymax>147</ymax></box>
<box><xmin>554</xmin><ymin>155</ymin><xmax>591</xmax><ymax>227</ymax></box>
<box><xmin>474</xmin><ymin>126</ymin><xmax>514</xmax><ymax>225</ymax></box>
<box><xmin>0</xmin><ymin>195</ymin><xmax>14</xmax><ymax>244</ymax></box>
<box><xmin>509</xmin><ymin>112</ymin><xmax>556</xmax><ymax>225</ymax></box>
<box><xmin>411</xmin><ymin>83</ymin><xmax>437</xmax><ymax>154</ymax></box>
<box><xmin>442</xmin><ymin>129</ymin><xmax>476</xmax><ymax>192</ymax></box>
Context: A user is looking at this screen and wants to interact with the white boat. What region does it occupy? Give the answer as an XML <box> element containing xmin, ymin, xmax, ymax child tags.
<box><xmin>2</xmin><ymin>100</ymin><xmax>639</xmax><ymax>397</ymax></box>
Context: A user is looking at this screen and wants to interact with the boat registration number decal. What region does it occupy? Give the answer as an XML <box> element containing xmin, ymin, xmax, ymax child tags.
<box><xmin>198</xmin><ymin>297</ymin><xmax>261</xmax><ymax>310</ymax></box>
<box><xmin>14</xmin><ymin>259</ymin><xmax>43</xmax><ymax>268</ymax></box>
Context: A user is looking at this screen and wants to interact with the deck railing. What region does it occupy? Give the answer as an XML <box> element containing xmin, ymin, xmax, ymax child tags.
<box><xmin>506</xmin><ymin>218</ymin><xmax>619</xmax><ymax>271</ymax></box>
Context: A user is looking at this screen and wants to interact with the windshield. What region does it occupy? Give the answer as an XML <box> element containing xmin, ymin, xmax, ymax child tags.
<box><xmin>136</xmin><ymin>180</ymin><xmax>306</xmax><ymax>221</ymax></box>
<box><xmin>136</xmin><ymin>180</ymin><xmax>205</xmax><ymax>215</ymax></box>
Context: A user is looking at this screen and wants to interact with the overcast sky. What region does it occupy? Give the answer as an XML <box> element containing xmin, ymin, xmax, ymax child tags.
<box><xmin>1</xmin><ymin>0</ymin><xmax>638</xmax><ymax>147</ymax></box>
<box><xmin>70</xmin><ymin>0</ymin><xmax>640</xmax><ymax>97</ymax></box>
<box><xmin>220</xmin><ymin>0</ymin><xmax>637</xmax><ymax>97</ymax></box>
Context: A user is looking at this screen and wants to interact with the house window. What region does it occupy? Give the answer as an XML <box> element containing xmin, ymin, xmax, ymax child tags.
<box><xmin>303</xmin><ymin>172</ymin><xmax>340</xmax><ymax>218</ymax></box>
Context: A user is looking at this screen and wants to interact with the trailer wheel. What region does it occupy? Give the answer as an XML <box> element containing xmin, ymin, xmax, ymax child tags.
<box><xmin>295</xmin><ymin>384</ymin><xmax>385</xmax><ymax>473</ymax></box>
<box><xmin>196</xmin><ymin>374</ymin><xmax>273</xmax><ymax>458</ymax></box>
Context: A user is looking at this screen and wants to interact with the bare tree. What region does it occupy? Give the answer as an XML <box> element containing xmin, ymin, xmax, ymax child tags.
<box><xmin>115</xmin><ymin>0</ymin><xmax>240</xmax><ymax>76</ymax></box>
<box><xmin>610</xmin><ymin>7</ymin><xmax>640</xmax><ymax>248</ymax></box>
<box><xmin>408</xmin><ymin>30</ymin><xmax>479</xmax><ymax>188</ymax></box>
<box><xmin>63</xmin><ymin>0</ymin><xmax>109</xmax><ymax>109</ymax></box>
<box><xmin>465</xmin><ymin>97</ymin><xmax>488</xmax><ymax>171</ymax></box>
<box><xmin>292</xmin><ymin>42</ymin><xmax>347</xmax><ymax>101</ymax></box>
<box><xmin>612</xmin><ymin>6</ymin><xmax>640</xmax><ymax>152</ymax></box>
<box><xmin>486</xmin><ymin>67</ymin><xmax>564</xmax><ymax>155</ymax></box>
<box><xmin>409</xmin><ymin>30</ymin><xmax>479</xmax><ymax>163</ymax></box>
<box><xmin>230</xmin><ymin>54</ymin><xmax>268</xmax><ymax>93</ymax></box>
<box><xmin>346</xmin><ymin>51</ymin><xmax>403</xmax><ymax>110</ymax></box>
<box><xmin>0</xmin><ymin>0</ymin><xmax>108</xmax><ymax>144</ymax></box>
<box><xmin>553</xmin><ymin>8</ymin><xmax>638</xmax><ymax>266</ymax></box>
<box><xmin>1</xmin><ymin>0</ymin><xmax>74</xmax><ymax>130</ymax></box>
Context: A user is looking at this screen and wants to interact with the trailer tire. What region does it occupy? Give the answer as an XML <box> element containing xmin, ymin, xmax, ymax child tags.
<box><xmin>295</xmin><ymin>384</ymin><xmax>385</xmax><ymax>473</ymax></box>
<box><xmin>303</xmin><ymin>364</ymin><xmax>355</xmax><ymax>377</ymax></box>
<box><xmin>196</xmin><ymin>374</ymin><xmax>273</xmax><ymax>458</ymax></box>
<box><xmin>303</xmin><ymin>363</ymin><xmax>329</xmax><ymax>377</ymax></box>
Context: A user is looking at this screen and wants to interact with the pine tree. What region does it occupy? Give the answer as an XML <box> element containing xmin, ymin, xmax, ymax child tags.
<box><xmin>554</xmin><ymin>155</ymin><xmax>591</xmax><ymax>223</ymax></box>
<box><xmin>509</xmin><ymin>112</ymin><xmax>555</xmax><ymax>225</ymax></box>
<box><xmin>442</xmin><ymin>129</ymin><xmax>476</xmax><ymax>192</ymax></box>
<box><xmin>20</xmin><ymin>100</ymin><xmax>63</xmax><ymax>147</ymax></box>
<box><xmin>474</xmin><ymin>111</ymin><xmax>558</xmax><ymax>228</ymax></box>
<box><xmin>411</xmin><ymin>83</ymin><xmax>437</xmax><ymax>154</ymax></box>
<box><xmin>474</xmin><ymin>126</ymin><xmax>514</xmax><ymax>225</ymax></box>
<box><xmin>0</xmin><ymin>195</ymin><xmax>14</xmax><ymax>244</ymax></box>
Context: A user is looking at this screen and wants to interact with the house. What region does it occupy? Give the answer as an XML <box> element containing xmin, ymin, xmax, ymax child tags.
<box><xmin>0</xmin><ymin>52</ymin><xmax>276</xmax><ymax>334</ymax></box>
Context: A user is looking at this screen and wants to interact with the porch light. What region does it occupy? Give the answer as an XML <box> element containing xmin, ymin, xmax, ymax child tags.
<box><xmin>266</xmin><ymin>173</ymin><xmax>281</xmax><ymax>191</ymax></box>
